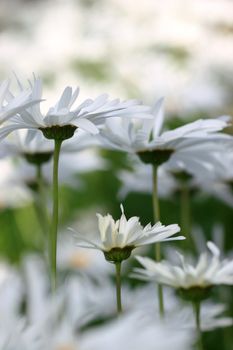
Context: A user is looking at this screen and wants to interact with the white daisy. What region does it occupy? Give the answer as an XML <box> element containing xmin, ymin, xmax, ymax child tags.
<box><xmin>0</xmin><ymin>77</ymin><xmax>151</xmax><ymax>141</ymax></box>
<box><xmin>97</xmin><ymin>98</ymin><xmax>229</xmax><ymax>167</ymax></box>
<box><xmin>71</xmin><ymin>204</ymin><xmax>183</xmax><ymax>263</ymax></box>
<box><xmin>134</xmin><ymin>241</ymin><xmax>233</xmax><ymax>290</ymax></box>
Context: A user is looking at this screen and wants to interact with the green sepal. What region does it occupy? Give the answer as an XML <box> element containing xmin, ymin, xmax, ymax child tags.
<box><xmin>24</xmin><ymin>152</ymin><xmax>53</xmax><ymax>165</ymax></box>
<box><xmin>177</xmin><ymin>286</ymin><xmax>213</xmax><ymax>303</ymax></box>
<box><xmin>137</xmin><ymin>149</ymin><xmax>173</xmax><ymax>166</ymax></box>
<box><xmin>172</xmin><ymin>170</ymin><xmax>193</xmax><ymax>185</ymax></box>
<box><xmin>104</xmin><ymin>246</ymin><xmax>134</xmax><ymax>263</ymax></box>
<box><xmin>40</xmin><ymin>125</ymin><xmax>77</xmax><ymax>141</ymax></box>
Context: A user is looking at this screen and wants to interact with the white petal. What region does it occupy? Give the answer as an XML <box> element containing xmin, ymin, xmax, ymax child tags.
<box><xmin>74</xmin><ymin>118</ymin><xmax>99</xmax><ymax>134</ymax></box>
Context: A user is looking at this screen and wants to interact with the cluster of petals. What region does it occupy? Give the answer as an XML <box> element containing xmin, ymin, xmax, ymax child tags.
<box><xmin>71</xmin><ymin>205</ymin><xmax>183</xmax><ymax>252</ymax></box>
<box><xmin>133</xmin><ymin>242</ymin><xmax>233</xmax><ymax>289</ymax></box>
<box><xmin>0</xmin><ymin>78</ymin><xmax>39</xmax><ymax>125</ymax></box>
<box><xmin>0</xmin><ymin>76</ymin><xmax>152</xmax><ymax>140</ymax></box>
<box><xmin>97</xmin><ymin>98</ymin><xmax>229</xmax><ymax>154</ymax></box>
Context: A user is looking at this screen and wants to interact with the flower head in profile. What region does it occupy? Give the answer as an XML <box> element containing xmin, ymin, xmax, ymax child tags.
<box><xmin>98</xmin><ymin>98</ymin><xmax>229</xmax><ymax>166</ymax></box>
<box><xmin>133</xmin><ymin>241</ymin><xmax>233</xmax><ymax>302</ymax></box>
<box><xmin>71</xmin><ymin>205</ymin><xmax>183</xmax><ymax>263</ymax></box>
<box><xmin>0</xmin><ymin>76</ymin><xmax>151</xmax><ymax>142</ymax></box>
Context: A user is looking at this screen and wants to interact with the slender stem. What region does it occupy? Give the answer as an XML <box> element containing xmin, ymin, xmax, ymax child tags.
<box><xmin>50</xmin><ymin>139</ymin><xmax>62</xmax><ymax>292</ymax></box>
<box><xmin>152</xmin><ymin>164</ymin><xmax>164</xmax><ymax>317</ymax></box>
<box><xmin>152</xmin><ymin>165</ymin><xmax>160</xmax><ymax>222</ymax></box>
<box><xmin>180</xmin><ymin>183</ymin><xmax>191</xmax><ymax>247</ymax></box>
<box><xmin>152</xmin><ymin>165</ymin><xmax>161</xmax><ymax>260</ymax></box>
<box><xmin>193</xmin><ymin>301</ymin><xmax>204</xmax><ymax>350</ymax></box>
<box><xmin>115</xmin><ymin>262</ymin><xmax>122</xmax><ymax>314</ymax></box>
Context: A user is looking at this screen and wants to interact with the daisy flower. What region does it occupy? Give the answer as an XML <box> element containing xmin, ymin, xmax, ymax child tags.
<box><xmin>0</xmin><ymin>76</ymin><xmax>152</xmax><ymax>141</ymax></box>
<box><xmin>134</xmin><ymin>241</ymin><xmax>233</xmax><ymax>298</ymax></box>
<box><xmin>97</xmin><ymin>98</ymin><xmax>229</xmax><ymax>166</ymax></box>
<box><xmin>71</xmin><ymin>204</ymin><xmax>183</xmax><ymax>314</ymax></box>
<box><xmin>133</xmin><ymin>242</ymin><xmax>233</xmax><ymax>346</ymax></box>
<box><xmin>71</xmin><ymin>204</ymin><xmax>183</xmax><ymax>263</ymax></box>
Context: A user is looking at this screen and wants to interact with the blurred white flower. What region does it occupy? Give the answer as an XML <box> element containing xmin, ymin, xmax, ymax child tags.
<box><xmin>55</xmin><ymin>149</ymin><xmax>107</xmax><ymax>187</ymax></box>
<box><xmin>165</xmin><ymin>138</ymin><xmax>230</xmax><ymax>180</ymax></box>
<box><xmin>22</xmin><ymin>255</ymin><xmax>50</xmax><ymax>325</ymax></box>
<box><xmin>57</xmin><ymin>234</ymin><xmax>111</xmax><ymax>276</ymax></box>
<box><xmin>196</xmin><ymin>149</ymin><xmax>233</xmax><ymax>184</ymax></box>
<box><xmin>0</xmin><ymin>158</ymin><xmax>31</xmax><ymax>208</ymax></box>
<box><xmin>0</xmin><ymin>322</ymin><xmax>42</xmax><ymax>350</ymax></box>
<box><xmin>192</xmin><ymin>224</ymin><xmax>225</xmax><ymax>256</ymax></box>
<box><xmin>175</xmin><ymin>303</ymin><xmax>233</xmax><ymax>331</ymax></box>
<box><xmin>18</xmin><ymin>257</ymin><xmax>193</xmax><ymax>350</ymax></box>
<box><xmin>118</xmin><ymin>159</ymin><xmax>177</xmax><ymax>199</ymax></box>
<box><xmin>134</xmin><ymin>241</ymin><xmax>233</xmax><ymax>289</ymax></box>
<box><xmin>7</xmin><ymin>147</ymin><xmax>106</xmax><ymax>192</ymax></box>
<box><xmin>81</xmin><ymin>312</ymin><xmax>193</xmax><ymax>350</ymax></box>
<box><xmin>66</xmin><ymin>278</ymin><xmax>178</xmax><ymax>326</ymax></box>
<box><xmin>0</xmin><ymin>262</ymin><xmax>23</xmax><ymax>326</ymax></box>
<box><xmin>197</xmin><ymin>179</ymin><xmax>233</xmax><ymax>208</ymax></box>
<box><xmin>1</xmin><ymin>129</ymin><xmax>54</xmax><ymax>157</ymax></box>
<box><xmin>136</xmin><ymin>295</ymin><xmax>233</xmax><ymax>331</ymax></box>
<box><xmin>65</xmin><ymin>275</ymin><xmax>119</xmax><ymax>326</ymax></box>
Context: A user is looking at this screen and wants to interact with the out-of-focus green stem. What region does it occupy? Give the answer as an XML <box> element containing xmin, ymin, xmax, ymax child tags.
<box><xmin>152</xmin><ymin>164</ymin><xmax>164</xmax><ymax>318</ymax></box>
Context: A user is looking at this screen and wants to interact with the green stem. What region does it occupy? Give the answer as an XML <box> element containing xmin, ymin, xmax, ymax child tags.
<box><xmin>193</xmin><ymin>302</ymin><xmax>204</xmax><ymax>350</ymax></box>
<box><xmin>115</xmin><ymin>262</ymin><xmax>122</xmax><ymax>314</ymax></box>
<box><xmin>152</xmin><ymin>164</ymin><xmax>164</xmax><ymax>317</ymax></box>
<box><xmin>180</xmin><ymin>183</ymin><xmax>192</xmax><ymax>248</ymax></box>
<box><xmin>50</xmin><ymin>139</ymin><xmax>62</xmax><ymax>292</ymax></box>
<box><xmin>152</xmin><ymin>165</ymin><xmax>160</xmax><ymax>222</ymax></box>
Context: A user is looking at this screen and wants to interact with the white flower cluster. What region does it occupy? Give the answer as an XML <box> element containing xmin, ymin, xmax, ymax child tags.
<box><xmin>0</xmin><ymin>72</ymin><xmax>233</xmax><ymax>350</ymax></box>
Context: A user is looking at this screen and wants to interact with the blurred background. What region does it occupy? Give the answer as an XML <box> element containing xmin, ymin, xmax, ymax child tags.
<box><xmin>0</xmin><ymin>0</ymin><xmax>233</xmax><ymax>349</ymax></box>
<box><xmin>1</xmin><ymin>0</ymin><xmax>233</xmax><ymax>115</ymax></box>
